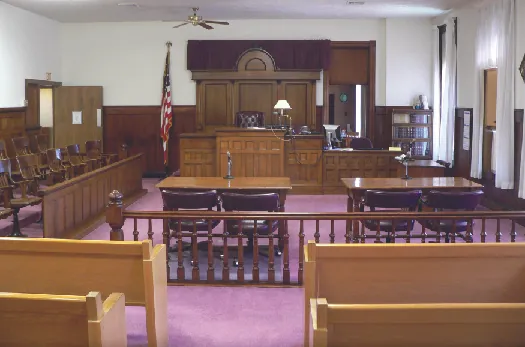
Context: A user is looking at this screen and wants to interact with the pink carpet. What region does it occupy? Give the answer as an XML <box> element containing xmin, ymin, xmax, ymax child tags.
<box><xmin>81</xmin><ymin>178</ymin><xmax>525</xmax><ymax>347</ymax></box>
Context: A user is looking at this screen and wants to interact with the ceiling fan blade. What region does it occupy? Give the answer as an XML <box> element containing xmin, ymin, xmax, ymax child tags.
<box><xmin>173</xmin><ymin>22</ymin><xmax>189</xmax><ymax>28</ymax></box>
<box><xmin>198</xmin><ymin>22</ymin><xmax>214</xmax><ymax>30</ymax></box>
<box><xmin>204</xmin><ymin>20</ymin><xmax>229</xmax><ymax>25</ymax></box>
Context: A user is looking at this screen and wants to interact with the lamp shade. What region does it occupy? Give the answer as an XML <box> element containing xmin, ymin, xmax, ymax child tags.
<box><xmin>274</xmin><ymin>100</ymin><xmax>292</xmax><ymax>110</ymax></box>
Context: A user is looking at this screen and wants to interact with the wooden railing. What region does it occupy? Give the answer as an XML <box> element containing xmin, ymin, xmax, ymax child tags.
<box><xmin>39</xmin><ymin>154</ymin><xmax>145</xmax><ymax>239</ymax></box>
<box><xmin>106</xmin><ymin>191</ymin><xmax>525</xmax><ymax>286</ymax></box>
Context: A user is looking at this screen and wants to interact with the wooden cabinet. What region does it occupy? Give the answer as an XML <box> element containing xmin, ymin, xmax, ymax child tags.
<box><xmin>392</xmin><ymin>109</ymin><xmax>433</xmax><ymax>159</ymax></box>
<box><xmin>323</xmin><ymin>150</ymin><xmax>400</xmax><ymax>193</ymax></box>
<box><xmin>285</xmin><ymin>136</ymin><xmax>323</xmax><ymax>194</ymax></box>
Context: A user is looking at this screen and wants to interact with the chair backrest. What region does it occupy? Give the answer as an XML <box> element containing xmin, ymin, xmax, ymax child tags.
<box><xmin>364</xmin><ymin>190</ymin><xmax>422</xmax><ymax>210</ymax></box>
<box><xmin>161</xmin><ymin>190</ymin><xmax>218</xmax><ymax>210</ymax></box>
<box><xmin>16</xmin><ymin>153</ymin><xmax>41</xmax><ymax>180</ymax></box>
<box><xmin>221</xmin><ymin>192</ymin><xmax>279</xmax><ymax>212</ymax></box>
<box><xmin>235</xmin><ymin>111</ymin><xmax>265</xmax><ymax>128</ymax></box>
<box><xmin>349</xmin><ymin>137</ymin><xmax>373</xmax><ymax>149</ymax></box>
<box><xmin>426</xmin><ymin>190</ymin><xmax>484</xmax><ymax>210</ymax></box>
<box><xmin>0</xmin><ymin>139</ymin><xmax>9</xmax><ymax>159</ymax></box>
<box><xmin>0</xmin><ymin>238</ymin><xmax>167</xmax><ymax>347</ymax></box>
<box><xmin>36</xmin><ymin>134</ymin><xmax>49</xmax><ymax>153</ymax></box>
<box><xmin>46</xmin><ymin>148</ymin><xmax>64</xmax><ymax>170</ymax></box>
<box><xmin>0</xmin><ymin>291</ymin><xmax>127</xmax><ymax>347</ymax></box>
<box><xmin>86</xmin><ymin>140</ymin><xmax>102</xmax><ymax>159</ymax></box>
<box><xmin>67</xmin><ymin>144</ymin><xmax>85</xmax><ymax>165</ymax></box>
<box><xmin>12</xmin><ymin>136</ymin><xmax>30</xmax><ymax>155</ymax></box>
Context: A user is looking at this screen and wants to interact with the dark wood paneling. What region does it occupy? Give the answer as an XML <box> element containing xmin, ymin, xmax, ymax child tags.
<box><xmin>329</xmin><ymin>48</ymin><xmax>369</xmax><ymax>85</ymax></box>
<box><xmin>103</xmin><ymin>105</ymin><xmax>196</xmax><ymax>176</ymax></box>
<box><xmin>0</xmin><ymin>107</ymin><xmax>27</xmax><ymax>161</ymax></box>
<box><xmin>316</xmin><ymin>106</ymin><xmax>323</xmax><ymax>132</ymax></box>
<box><xmin>454</xmin><ymin>108</ymin><xmax>473</xmax><ymax>179</ymax></box>
<box><xmin>479</xmin><ymin>109</ymin><xmax>525</xmax><ymax>210</ymax></box>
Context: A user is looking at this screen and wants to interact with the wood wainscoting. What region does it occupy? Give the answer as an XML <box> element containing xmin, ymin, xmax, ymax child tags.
<box><xmin>39</xmin><ymin>154</ymin><xmax>146</xmax><ymax>239</ymax></box>
<box><xmin>103</xmin><ymin>105</ymin><xmax>196</xmax><ymax>175</ymax></box>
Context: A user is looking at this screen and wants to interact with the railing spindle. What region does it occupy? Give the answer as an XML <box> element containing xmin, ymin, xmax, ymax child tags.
<box><xmin>511</xmin><ymin>219</ymin><xmax>517</xmax><ymax>243</ymax></box>
<box><xmin>253</xmin><ymin>221</ymin><xmax>260</xmax><ymax>283</ymax></box>
<box><xmin>268</xmin><ymin>219</ymin><xmax>275</xmax><ymax>284</ymax></box>
<box><xmin>466</xmin><ymin>219</ymin><xmax>473</xmax><ymax>243</ymax></box>
<box><xmin>222</xmin><ymin>221</ymin><xmax>230</xmax><ymax>281</ymax></box>
<box><xmin>314</xmin><ymin>220</ymin><xmax>320</xmax><ymax>243</ymax></box>
<box><xmin>329</xmin><ymin>220</ymin><xmax>335</xmax><ymax>244</ymax></box>
<box><xmin>496</xmin><ymin>218</ymin><xmax>502</xmax><ymax>243</ymax></box>
<box><xmin>162</xmin><ymin>218</ymin><xmax>170</xmax><ymax>279</ymax></box>
<box><xmin>207</xmin><ymin>219</ymin><xmax>214</xmax><ymax>281</ymax></box>
<box><xmin>345</xmin><ymin>218</ymin><xmax>352</xmax><ymax>244</ymax></box>
<box><xmin>298</xmin><ymin>220</ymin><xmax>305</xmax><ymax>285</ymax></box>
<box><xmin>177</xmin><ymin>220</ymin><xmax>184</xmax><ymax>281</ymax></box>
<box><xmin>421</xmin><ymin>221</ymin><xmax>427</xmax><ymax>243</ymax></box>
<box><xmin>451</xmin><ymin>222</ymin><xmax>456</xmax><ymax>243</ymax></box>
<box><xmin>133</xmin><ymin>218</ymin><xmax>139</xmax><ymax>241</ymax></box>
<box><xmin>375</xmin><ymin>222</ymin><xmax>381</xmax><ymax>243</ymax></box>
<box><xmin>192</xmin><ymin>221</ymin><xmax>199</xmax><ymax>281</ymax></box>
<box><xmin>237</xmin><ymin>222</ymin><xmax>244</xmax><ymax>283</ymax></box>
<box><xmin>147</xmin><ymin>218</ymin><xmax>153</xmax><ymax>240</ymax></box>
<box><xmin>481</xmin><ymin>218</ymin><xmax>487</xmax><ymax>243</ymax></box>
<box><xmin>360</xmin><ymin>220</ymin><xmax>365</xmax><ymax>243</ymax></box>
<box><xmin>283</xmin><ymin>216</ymin><xmax>290</xmax><ymax>285</ymax></box>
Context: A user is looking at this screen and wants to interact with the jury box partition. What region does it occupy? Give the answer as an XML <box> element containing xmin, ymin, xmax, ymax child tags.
<box><xmin>39</xmin><ymin>153</ymin><xmax>145</xmax><ymax>239</ymax></box>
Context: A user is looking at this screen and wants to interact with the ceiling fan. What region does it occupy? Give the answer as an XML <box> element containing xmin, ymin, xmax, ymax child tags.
<box><xmin>172</xmin><ymin>7</ymin><xmax>229</xmax><ymax>30</ymax></box>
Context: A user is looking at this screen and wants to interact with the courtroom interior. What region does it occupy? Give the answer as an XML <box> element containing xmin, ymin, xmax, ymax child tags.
<box><xmin>1</xmin><ymin>0</ymin><xmax>525</xmax><ymax>346</ymax></box>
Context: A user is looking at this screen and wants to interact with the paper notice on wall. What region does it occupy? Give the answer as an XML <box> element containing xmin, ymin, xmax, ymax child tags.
<box><xmin>96</xmin><ymin>109</ymin><xmax>102</xmax><ymax>127</ymax></box>
<box><xmin>72</xmin><ymin>111</ymin><xmax>82</xmax><ymax>125</ymax></box>
<box><xmin>462</xmin><ymin>110</ymin><xmax>471</xmax><ymax>150</ymax></box>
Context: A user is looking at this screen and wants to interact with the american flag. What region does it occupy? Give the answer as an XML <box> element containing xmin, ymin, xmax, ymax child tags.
<box><xmin>160</xmin><ymin>45</ymin><xmax>173</xmax><ymax>166</ymax></box>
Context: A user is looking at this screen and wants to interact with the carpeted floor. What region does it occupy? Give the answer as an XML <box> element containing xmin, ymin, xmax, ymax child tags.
<box><xmin>80</xmin><ymin>179</ymin><xmax>525</xmax><ymax>347</ymax></box>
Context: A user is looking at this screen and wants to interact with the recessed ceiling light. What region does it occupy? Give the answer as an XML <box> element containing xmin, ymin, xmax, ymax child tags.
<box><xmin>117</xmin><ymin>2</ymin><xmax>139</xmax><ymax>7</ymax></box>
<box><xmin>346</xmin><ymin>1</ymin><xmax>365</xmax><ymax>4</ymax></box>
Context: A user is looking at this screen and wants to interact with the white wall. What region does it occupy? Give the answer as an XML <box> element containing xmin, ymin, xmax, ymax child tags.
<box><xmin>60</xmin><ymin>19</ymin><xmax>433</xmax><ymax>107</ymax></box>
<box><xmin>385</xmin><ymin>18</ymin><xmax>433</xmax><ymax>106</ymax></box>
<box><xmin>0</xmin><ymin>2</ymin><xmax>61</xmax><ymax>108</ymax></box>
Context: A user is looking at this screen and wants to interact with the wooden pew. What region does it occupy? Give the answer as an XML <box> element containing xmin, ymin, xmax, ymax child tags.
<box><xmin>305</xmin><ymin>241</ymin><xmax>525</xmax><ymax>347</ymax></box>
<box><xmin>0</xmin><ymin>291</ymin><xmax>127</xmax><ymax>347</ymax></box>
<box><xmin>0</xmin><ymin>238</ymin><xmax>168</xmax><ymax>347</ymax></box>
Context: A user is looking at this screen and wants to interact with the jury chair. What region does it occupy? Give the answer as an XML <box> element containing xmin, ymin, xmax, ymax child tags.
<box><xmin>221</xmin><ymin>192</ymin><xmax>281</xmax><ymax>267</ymax></box>
<box><xmin>419</xmin><ymin>190</ymin><xmax>484</xmax><ymax>243</ymax></box>
<box><xmin>161</xmin><ymin>190</ymin><xmax>221</xmax><ymax>257</ymax></box>
<box><xmin>0</xmin><ymin>158</ymin><xmax>41</xmax><ymax>237</ymax></box>
<box><xmin>66</xmin><ymin>144</ymin><xmax>91</xmax><ymax>175</ymax></box>
<box><xmin>47</xmin><ymin>148</ymin><xmax>71</xmax><ymax>184</ymax></box>
<box><xmin>12</xmin><ymin>137</ymin><xmax>31</xmax><ymax>156</ymax></box>
<box><xmin>235</xmin><ymin>111</ymin><xmax>265</xmax><ymax>128</ymax></box>
<box><xmin>86</xmin><ymin>140</ymin><xmax>118</xmax><ymax>168</ymax></box>
<box><xmin>360</xmin><ymin>190</ymin><xmax>423</xmax><ymax>243</ymax></box>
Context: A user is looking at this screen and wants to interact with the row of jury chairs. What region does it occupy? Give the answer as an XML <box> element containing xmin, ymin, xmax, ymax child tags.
<box><xmin>161</xmin><ymin>190</ymin><xmax>282</xmax><ymax>267</ymax></box>
<box><xmin>360</xmin><ymin>189</ymin><xmax>484</xmax><ymax>243</ymax></box>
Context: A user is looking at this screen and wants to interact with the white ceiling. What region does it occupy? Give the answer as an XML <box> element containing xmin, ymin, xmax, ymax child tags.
<box><xmin>2</xmin><ymin>0</ymin><xmax>479</xmax><ymax>23</ymax></box>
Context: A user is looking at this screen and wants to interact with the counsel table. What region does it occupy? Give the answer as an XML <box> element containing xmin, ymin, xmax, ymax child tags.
<box><xmin>342</xmin><ymin>177</ymin><xmax>484</xmax><ymax>242</ymax></box>
<box><xmin>156</xmin><ymin>177</ymin><xmax>292</xmax><ymax>250</ymax></box>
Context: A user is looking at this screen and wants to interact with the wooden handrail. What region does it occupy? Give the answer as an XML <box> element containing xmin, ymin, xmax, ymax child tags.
<box><xmin>121</xmin><ymin>210</ymin><xmax>525</xmax><ymax>220</ymax></box>
<box><xmin>38</xmin><ymin>154</ymin><xmax>142</xmax><ymax>196</ymax></box>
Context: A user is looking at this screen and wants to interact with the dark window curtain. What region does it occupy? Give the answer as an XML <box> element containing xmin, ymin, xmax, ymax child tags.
<box><xmin>187</xmin><ymin>40</ymin><xmax>331</xmax><ymax>71</ymax></box>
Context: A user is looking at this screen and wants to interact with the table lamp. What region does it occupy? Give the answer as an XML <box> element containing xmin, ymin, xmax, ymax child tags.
<box><xmin>274</xmin><ymin>100</ymin><xmax>292</xmax><ymax>135</ymax></box>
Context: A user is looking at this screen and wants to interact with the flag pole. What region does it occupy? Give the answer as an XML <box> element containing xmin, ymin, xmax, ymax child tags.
<box><xmin>163</xmin><ymin>41</ymin><xmax>172</xmax><ymax>178</ymax></box>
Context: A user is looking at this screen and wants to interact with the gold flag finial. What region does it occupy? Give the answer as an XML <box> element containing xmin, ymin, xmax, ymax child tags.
<box><xmin>166</xmin><ymin>41</ymin><xmax>172</xmax><ymax>48</ymax></box>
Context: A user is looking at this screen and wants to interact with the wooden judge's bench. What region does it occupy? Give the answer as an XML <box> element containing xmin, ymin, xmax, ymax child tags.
<box><xmin>177</xmin><ymin>44</ymin><xmax>445</xmax><ymax>194</ymax></box>
<box><xmin>179</xmin><ymin>129</ymin><xmax>421</xmax><ymax>194</ymax></box>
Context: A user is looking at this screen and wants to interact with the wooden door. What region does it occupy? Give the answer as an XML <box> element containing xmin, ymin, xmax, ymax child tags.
<box><xmin>25</xmin><ymin>83</ymin><xmax>40</xmax><ymax>129</ymax></box>
<box><xmin>53</xmin><ymin>86</ymin><xmax>103</xmax><ymax>151</ymax></box>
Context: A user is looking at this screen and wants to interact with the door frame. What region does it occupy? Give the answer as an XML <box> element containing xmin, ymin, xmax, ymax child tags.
<box><xmin>324</xmin><ymin>41</ymin><xmax>376</xmax><ymax>141</ymax></box>
<box><xmin>25</xmin><ymin>79</ymin><xmax>62</xmax><ymax>131</ymax></box>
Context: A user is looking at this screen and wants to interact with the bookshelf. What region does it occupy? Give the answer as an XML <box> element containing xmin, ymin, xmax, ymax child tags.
<box><xmin>391</xmin><ymin>109</ymin><xmax>433</xmax><ymax>159</ymax></box>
